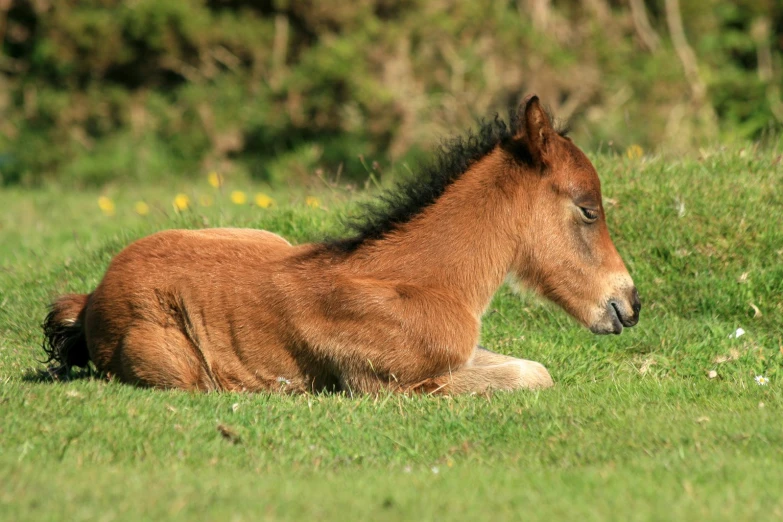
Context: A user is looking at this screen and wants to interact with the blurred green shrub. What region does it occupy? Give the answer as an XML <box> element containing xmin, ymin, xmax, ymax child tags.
<box><xmin>0</xmin><ymin>0</ymin><xmax>781</xmax><ymax>186</ymax></box>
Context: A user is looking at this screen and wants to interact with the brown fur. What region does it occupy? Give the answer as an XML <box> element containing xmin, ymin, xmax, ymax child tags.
<box><xmin>42</xmin><ymin>96</ymin><xmax>640</xmax><ymax>394</ymax></box>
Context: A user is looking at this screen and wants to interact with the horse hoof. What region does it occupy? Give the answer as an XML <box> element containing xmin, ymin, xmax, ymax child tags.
<box><xmin>512</xmin><ymin>360</ymin><xmax>554</xmax><ymax>390</ymax></box>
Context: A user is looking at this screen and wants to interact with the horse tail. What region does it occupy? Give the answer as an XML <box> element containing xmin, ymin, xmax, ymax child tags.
<box><xmin>42</xmin><ymin>293</ymin><xmax>91</xmax><ymax>377</ymax></box>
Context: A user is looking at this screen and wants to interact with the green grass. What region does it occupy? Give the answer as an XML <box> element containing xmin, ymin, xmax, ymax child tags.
<box><xmin>1</xmin><ymin>147</ymin><xmax>782</xmax><ymax>520</ymax></box>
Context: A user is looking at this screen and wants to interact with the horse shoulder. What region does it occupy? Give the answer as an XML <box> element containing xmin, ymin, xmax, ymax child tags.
<box><xmin>274</xmin><ymin>260</ymin><xmax>479</xmax><ymax>368</ymax></box>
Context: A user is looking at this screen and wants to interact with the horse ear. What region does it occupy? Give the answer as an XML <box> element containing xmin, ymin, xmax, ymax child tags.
<box><xmin>516</xmin><ymin>94</ymin><xmax>554</xmax><ymax>165</ymax></box>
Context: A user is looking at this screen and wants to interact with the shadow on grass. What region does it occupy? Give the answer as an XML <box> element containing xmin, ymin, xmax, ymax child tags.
<box><xmin>21</xmin><ymin>365</ymin><xmax>100</xmax><ymax>384</ymax></box>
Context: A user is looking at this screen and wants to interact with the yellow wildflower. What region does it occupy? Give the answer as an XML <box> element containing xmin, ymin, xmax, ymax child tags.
<box><xmin>173</xmin><ymin>193</ymin><xmax>190</xmax><ymax>212</ymax></box>
<box><xmin>230</xmin><ymin>190</ymin><xmax>247</xmax><ymax>205</ymax></box>
<box><xmin>208</xmin><ymin>171</ymin><xmax>223</xmax><ymax>188</ymax></box>
<box><xmin>626</xmin><ymin>144</ymin><xmax>643</xmax><ymax>160</ymax></box>
<box><xmin>199</xmin><ymin>195</ymin><xmax>213</xmax><ymax>207</ymax></box>
<box><xmin>254</xmin><ymin>193</ymin><xmax>274</xmax><ymax>209</ymax></box>
<box><xmin>98</xmin><ymin>196</ymin><xmax>115</xmax><ymax>216</ymax></box>
<box><xmin>305</xmin><ymin>196</ymin><xmax>320</xmax><ymax>209</ymax></box>
<box><xmin>134</xmin><ymin>201</ymin><xmax>150</xmax><ymax>216</ymax></box>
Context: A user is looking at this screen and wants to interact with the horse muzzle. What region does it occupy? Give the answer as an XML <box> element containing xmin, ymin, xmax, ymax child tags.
<box><xmin>590</xmin><ymin>287</ymin><xmax>641</xmax><ymax>335</ymax></box>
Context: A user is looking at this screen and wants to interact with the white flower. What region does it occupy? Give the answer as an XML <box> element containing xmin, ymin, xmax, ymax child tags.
<box><xmin>731</xmin><ymin>328</ymin><xmax>745</xmax><ymax>339</ymax></box>
<box><xmin>431</xmin><ymin>466</ymin><xmax>439</xmax><ymax>474</ymax></box>
<box><xmin>676</xmin><ymin>200</ymin><xmax>686</xmax><ymax>218</ymax></box>
<box><xmin>276</xmin><ymin>376</ymin><xmax>291</xmax><ymax>385</ymax></box>
<box><xmin>755</xmin><ymin>375</ymin><xmax>768</xmax><ymax>386</ymax></box>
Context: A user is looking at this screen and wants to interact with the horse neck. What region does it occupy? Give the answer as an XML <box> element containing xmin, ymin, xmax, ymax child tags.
<box><xmin>351</xmin><ymin>150</ymin><xmax>524</xmax><ymax>316</ymax></box>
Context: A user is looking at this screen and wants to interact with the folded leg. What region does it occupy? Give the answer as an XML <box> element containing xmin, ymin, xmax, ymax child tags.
<box><xmin>409</xmin><ymin>346</ymin><xmax>553</xmax><ymax>394</ymax></box>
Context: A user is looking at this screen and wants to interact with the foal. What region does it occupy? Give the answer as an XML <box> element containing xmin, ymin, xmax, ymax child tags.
<box><xmin>43</xmin><ymin>95</ymin><xmax>640</xmax><ymax>394</ymax></box>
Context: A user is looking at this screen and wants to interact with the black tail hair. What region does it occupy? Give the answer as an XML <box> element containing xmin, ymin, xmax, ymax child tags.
<box><xmin>41</xmin><ymin>295</ymin><xmax>90</xmax><ymax>379</ymax></box>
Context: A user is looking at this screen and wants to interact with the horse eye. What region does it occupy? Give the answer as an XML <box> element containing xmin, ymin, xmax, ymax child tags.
<box><xmin>580</xmin><ymin>207</ymin><xmax>599</xmax><ymax>223</ymax></box>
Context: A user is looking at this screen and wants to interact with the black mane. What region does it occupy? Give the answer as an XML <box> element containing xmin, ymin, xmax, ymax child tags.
<box><xmin>325</xmin><ymin>107</ymin><xmax>567</xmax><ymax>253</ymax></box>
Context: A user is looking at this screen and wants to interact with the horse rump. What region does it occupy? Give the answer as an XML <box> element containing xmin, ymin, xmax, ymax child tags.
<box><xmin>42</xmin><ymin>293</ymin><xmax>91</xmax><ymax>378</ymax></box>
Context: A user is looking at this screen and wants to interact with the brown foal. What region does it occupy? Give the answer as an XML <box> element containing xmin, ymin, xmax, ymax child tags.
<box><xmin>43</xmin><ymin>95</ymin><xmax>640</xmax><ymax>394</ymax></box>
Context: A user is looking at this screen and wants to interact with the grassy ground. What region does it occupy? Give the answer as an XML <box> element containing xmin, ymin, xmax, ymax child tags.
<box><xmin>1</xmin><ymin>147</ymin><xmax>782</xmax><ymax>520</ymax></box>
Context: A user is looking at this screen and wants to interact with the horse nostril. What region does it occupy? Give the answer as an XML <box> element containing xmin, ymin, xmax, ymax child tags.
<box><xmin>630</xmin><ymin>287</ymin><xmax>641</xmax><ymax>315</ymax></box>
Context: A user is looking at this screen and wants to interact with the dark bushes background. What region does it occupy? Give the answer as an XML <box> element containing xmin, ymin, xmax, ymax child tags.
<box><xmin>0</xmin><ymin>0</ymin><xmax>781</xmax><ymax>185</ymax></box>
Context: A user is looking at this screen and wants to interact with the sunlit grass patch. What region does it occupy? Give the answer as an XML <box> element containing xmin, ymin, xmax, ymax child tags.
<box><xmin>0</xmin><ymin>146</ymin><xmax>782</xmax><ymax>520</ymax></box>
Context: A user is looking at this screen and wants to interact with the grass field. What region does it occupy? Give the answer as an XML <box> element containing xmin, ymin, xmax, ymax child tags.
<box><xmin>1</xmin><ymin>147</ymin><xmax>782</xmax><ymax>520</ymax></box>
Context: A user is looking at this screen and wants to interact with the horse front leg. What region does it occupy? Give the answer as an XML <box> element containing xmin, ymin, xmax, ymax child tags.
<box><xmin>408</xmin><ymin>346</ymin><xmax>553</xmax><ymax>395</ymax></box>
